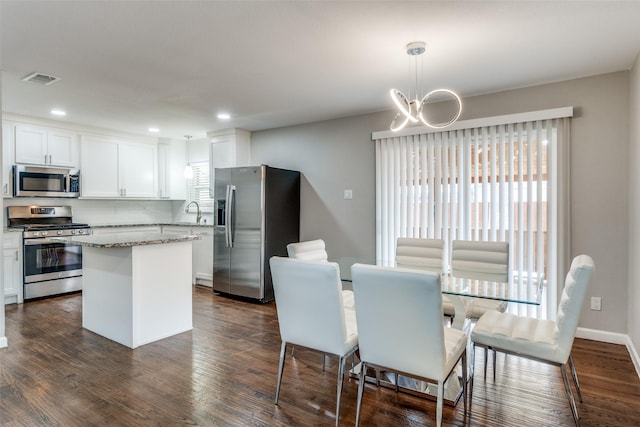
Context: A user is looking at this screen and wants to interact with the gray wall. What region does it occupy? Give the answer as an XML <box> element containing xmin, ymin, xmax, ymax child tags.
<box><xmin>629</xmin><ymin>54</ymin><xmax>640</xmax><ymax>357</ymax></box>
<box><xmin>251</xmin><ymin>71</ymin><xmax>630</xmax><ymax>335</ymax></box>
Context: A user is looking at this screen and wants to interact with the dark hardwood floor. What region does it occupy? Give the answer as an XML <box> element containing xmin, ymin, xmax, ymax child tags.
<box><xmin>1</xmin><ymin>286</ymin><xmax>639</xmax><ymax>426</ymax></box>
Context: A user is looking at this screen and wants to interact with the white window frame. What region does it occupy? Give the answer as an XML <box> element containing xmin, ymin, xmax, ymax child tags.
<box><xmin>186</xmin><ymin>160</ymin><xmax>214</xmax><ymax>212</ymax></box>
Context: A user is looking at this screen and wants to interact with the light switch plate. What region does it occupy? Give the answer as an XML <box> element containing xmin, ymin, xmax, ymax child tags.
<box><xmin>343</xmin><ymin>189</ymin><xmax>353</xmax><ymax>200</ymax></box>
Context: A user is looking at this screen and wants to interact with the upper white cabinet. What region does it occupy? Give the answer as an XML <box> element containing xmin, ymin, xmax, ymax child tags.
<box><xmin>2</xmin><ymin>121</ymin><xmax>15</xmax><ymax>198</ymax></box>
<box><xmin>15</xmin><ymin>124</ymin><xmax>79</xmax><ymax>167</ymax></box>
<box><xmin>158</xmin><ymin>140</ymin><xmax>187</xmax><ymax>199</ymax></box>
<box><xmin>208</xmin><ymin>128</ymin><xmax>251</xmax><ymax>197</ymax></box>
<box><xmin>119</xmin><ymin>142</ymin><xmax>158</xmax><ymax>198</ymax></box>
<box><xmin>80</xmin><ymin>134</ymin><xmax>158</xmax><ymax>198</ymax></box>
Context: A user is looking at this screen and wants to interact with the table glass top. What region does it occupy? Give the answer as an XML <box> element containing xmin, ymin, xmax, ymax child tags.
<box><xmin>335</xmin><ymin>257</ymin><xmax>543</xmax><ymax>306</ymax></box>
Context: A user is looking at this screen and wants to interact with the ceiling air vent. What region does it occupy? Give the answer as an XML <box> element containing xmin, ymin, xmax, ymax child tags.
<box><xmin>22</xmin><ymin>72</ymin><xmax>60</xmax><ymax>86</ymax></box>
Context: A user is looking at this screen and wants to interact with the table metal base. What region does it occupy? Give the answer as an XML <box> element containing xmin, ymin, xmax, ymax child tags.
<box><xmin>349</xmin><ymin>362</ymin><xmax>465</xmax><ymax>406</ymax></box>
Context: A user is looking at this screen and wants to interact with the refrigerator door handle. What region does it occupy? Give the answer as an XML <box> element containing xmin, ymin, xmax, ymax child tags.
<box><xmin>226</xmin><ymin>184</ymin><xmax>236</xmax><ymax>248</ymax></box>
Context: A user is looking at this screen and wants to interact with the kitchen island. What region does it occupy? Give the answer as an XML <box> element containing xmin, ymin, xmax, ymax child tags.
<box><xmin>56</xmin><ymin>232</ymin><xmax>200</xmax><ymax>349</ymax></box>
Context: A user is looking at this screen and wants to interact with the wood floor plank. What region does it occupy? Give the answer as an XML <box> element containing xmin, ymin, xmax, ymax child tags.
<box><xmin>1</xmin><ymin>287</ymin><xmax>639</xmax><ymax>426</ymax></box>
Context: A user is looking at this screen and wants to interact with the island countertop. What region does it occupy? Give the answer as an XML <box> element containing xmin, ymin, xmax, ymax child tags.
<box><xmin>53</xmin><ymin>231</ymin><xmax>201</xmax><ymax>248</ymax></box>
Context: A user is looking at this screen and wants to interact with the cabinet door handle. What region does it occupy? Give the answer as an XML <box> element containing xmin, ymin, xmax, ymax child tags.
<box><xmin>3</xmin><ymin>183</ymin><xmax>7</xmax><ymax>194</ymax></box>
<box><xmin>15</xmin><ymin>251</ymin><xmax>19</xmax><ymax>261</ymax></box>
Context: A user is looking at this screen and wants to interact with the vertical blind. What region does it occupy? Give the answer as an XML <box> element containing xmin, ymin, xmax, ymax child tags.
<box><xmin>374</xmin><ymin>114</ymin><xmax>571</xmax><ymax>319</ymax></box>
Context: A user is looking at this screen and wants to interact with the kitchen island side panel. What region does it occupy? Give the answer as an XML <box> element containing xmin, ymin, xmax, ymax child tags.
<box><xmin>82</xmin><ymin>242</ymin><xmax>193</xmax><ymax>348</ymax></box>
<box><xmin>82</xmin><ymin>246</ymin><xmax>135</xmax><ymax>347</ymax></box>
<box><xmin>132</xmin><ymin>241</ymin><xmax>193</xmax><ymax>347</ymax></box>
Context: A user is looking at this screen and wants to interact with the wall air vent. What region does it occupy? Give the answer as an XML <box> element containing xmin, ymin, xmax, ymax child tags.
<box><xmin>22</xmin><ymin>72</ymin><xmax>60</xmax><ymax>86</ymax></box>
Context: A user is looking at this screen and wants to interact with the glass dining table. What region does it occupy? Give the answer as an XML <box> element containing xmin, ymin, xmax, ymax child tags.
<box><xmin>335</xmin><ymin>257</ymin><xmax>545</xmax><ymax>406</ymax></box>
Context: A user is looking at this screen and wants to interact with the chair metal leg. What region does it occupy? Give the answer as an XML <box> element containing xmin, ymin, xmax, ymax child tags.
<box><xmin>275</xmin><ymin>341</ymin><xmax>287</xmax><ymax>404</ymax></box>
<box><xmin>483</xmin><ymin>347</ymin><xmax>488</xmax><ymax>380</ymax></box>
<box><xmin>355</xmin><ymin>361</ymin><xmax>367</xmax><ymax>426</ymax></box>
<box><xmin>436</xmin><ymin>380</ymin><xmax>444</xmax><ymax>427</ymax></box>
<box><xmin>568</xmin><ymin>355</ymin><xmax>583</xmax><ymax>403</ymax></box>
<box><xmin>335</xmin><ymin>355</ymin><xmax>346</xmax><ymax>427</ymax></box>
<box><xmin>395</xmin><ymin>373</ymin><xmax>399</xmax><ymax>392</ymax></box>
<box><xmin>469</xmin><ymin>344</ymin><xmax>476</xmax><ymax>404</ymax></box>
<box><xmin>323</xmin><ymin>354</ymin><xmax>327</xmax><ymax>373</ymax></box>
<box><xmin>462</xmin><ymin>350</ymin><xmax>468</xmax><ymax>416</ymax></box>
<box><xmin>560</xmin><ymin>363</ymin><xmax>580</xmax><ymax>426</ymax></box>
<box><xmin>492</xmin><ymin>348</ymin><xmax>497</xmax><ymax>381</ymax></box>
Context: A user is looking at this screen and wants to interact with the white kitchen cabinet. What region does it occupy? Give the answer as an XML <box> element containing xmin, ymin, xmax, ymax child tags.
<box><xmin>119</xmin><ymin>142</ymin><xmax>158</xmax><ymax>198</ymax></box>
<box><xmin>15</xmin><ymin>124</ymin><xmax>79</xmax><ymax>167</ymax></box>
<box><xmin>158</xmin><ymin>140</ymin><xmax>187</xmax><ymax>199</ymax></box>
<box><xmin>2</xmin><ymin>121</ymin><xmax>15</xmax><ymax>198</ymax></box>
<box><xmin>208</xmin><ymin>128</ymin><xmax>251</xmax><ymax>198</ymax></box>
<box><xmin>80</xmin><ymin>134</ymin><xmax>158</xmax><ymax>198</ymax></box>
<box><xmin>162</xmin><ymin>225</ymin><xmax>213</xmax><ymax>286</ymax></box>
<box><xmin>3</xmin><ymin>232</ymin><xmax>23</xmax><ymax>305</ymax></box>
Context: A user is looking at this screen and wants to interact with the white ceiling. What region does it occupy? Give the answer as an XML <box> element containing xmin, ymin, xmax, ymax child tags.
<box><xmin>2</xmin><ymin>1</ymin><xmax>640</xmax><ymax>140</ymax></box>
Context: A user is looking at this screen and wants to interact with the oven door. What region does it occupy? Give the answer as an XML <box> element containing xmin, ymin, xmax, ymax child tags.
<box><xmin>23</xmin><ymin>238</ymin><xmax>83</xmax><ymax>283</ymax></box>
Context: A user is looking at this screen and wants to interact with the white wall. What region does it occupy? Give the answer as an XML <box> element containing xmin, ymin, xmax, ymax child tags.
<box><xmin>0</xmin><ymin>65</ymin><xmax>5</xmax><ymax>347</ymax></box>
<box><xmin>252</xmin><ymin>113</ymin><xmax>383</xmax><ymax>259</ymax></box>
<box><xmin>628</xmin><ymin>54</ymin><xmax>640</xmax><ymax>358</ymax></box>
<box><xmin>252</xmin><ymin>71</ymin><xmax>630</xmax><ymax>335</ymax></box>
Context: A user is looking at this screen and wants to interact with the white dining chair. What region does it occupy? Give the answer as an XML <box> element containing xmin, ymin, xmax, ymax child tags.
<box><xmin>287</xmin><ymin>239</ymin><xmax>355</xmax><ymax>310</ymax></box>
<box><xmin>451</xmin><ymin>239</ymin><xmax>509</xmax><ymax>378</ymax></box>
<box><xmin>286</xmin><ymin>239</ymin><xmax>329</xmax><ymax>262</ymax></box>
<box><xmin>351</xmin><ymin>263</ymin><xmax>468</xmax><ymax>427</ymax></box>
<box><xmin>395</xmin><ymin>237</ymin><xmax>455</xmax><ymax>318</ymax></box>
<box><xmin>470</xmin><ymin>254</ymin><xmax>594</xmax><ymax>426</ymax></box>
<box><xmin>270</xmin><ymin>256</ymin><xmax>359</xmax><ymax>427</ymax></box>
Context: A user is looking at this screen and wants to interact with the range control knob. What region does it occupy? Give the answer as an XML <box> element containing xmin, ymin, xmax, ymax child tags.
<box><xmin>57</xmin><ymin>230</ymin><xmax>63</xmax><ymax>235</ymax></box>
<box><xmin>71</xmin><ymin>229</ymin><xmax>77</xmax><ymax>235</ymax></box>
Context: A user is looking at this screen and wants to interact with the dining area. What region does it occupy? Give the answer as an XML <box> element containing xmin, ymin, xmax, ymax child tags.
<box><xmin>269</xmin><ymin>237</ymin><xmax>595</xmax><ymax>426</ymax></box>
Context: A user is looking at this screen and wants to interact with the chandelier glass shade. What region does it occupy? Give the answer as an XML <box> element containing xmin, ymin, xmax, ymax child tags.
<box><xmin>389</xmin><ymin>42</ymin><xmax>462</xmax><ymax>132</ymax></box>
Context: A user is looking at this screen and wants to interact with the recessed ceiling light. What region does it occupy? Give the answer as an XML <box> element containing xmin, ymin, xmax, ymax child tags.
<box><xmin>217</xmin><ymin>113</ymin><xmax>231</xmax><ymax>120</ymax></box>
<box><xmin>148</xmin><ymin>127</ymin><xmax>160</xmax><ymax>133</ymax></box>
<box><xmin>51</xmin><ymin>109</ymin><xmax>66</xmax><ymax>116</ymax></box>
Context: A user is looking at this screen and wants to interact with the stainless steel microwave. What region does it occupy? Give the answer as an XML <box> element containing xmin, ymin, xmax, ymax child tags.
<box><xmin>13</xmin><ymin>165</ymin><xmax>80</xmax><ymax>198</ymax></box>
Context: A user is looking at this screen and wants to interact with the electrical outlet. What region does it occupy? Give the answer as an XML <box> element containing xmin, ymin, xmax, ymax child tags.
<box><xmin>343</xmin><ymin>189</ymin><xmax>353</xmax><ymax>200</ymax></box>
<box><xmin>590</xmin><ymin>296</ymin><xmax>602</xmax><ymax>311</ymax></box>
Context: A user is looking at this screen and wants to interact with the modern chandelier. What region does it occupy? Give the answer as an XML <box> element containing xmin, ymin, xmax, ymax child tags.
<box><xmin>389</xmin><ymin>41</ymin><xmax>462</xmax><ymax>132</ymax></box>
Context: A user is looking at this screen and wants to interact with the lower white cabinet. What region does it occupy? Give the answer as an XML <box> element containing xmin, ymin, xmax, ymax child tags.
<box><xmin>162</xmin><ymin>225</ymin><xmax>213</xmax><ymax>286</ymax></box>
<box><xmin>3</xmin><ymin>232</ymin><xmax>23</xmax><ymax>304</ymax></box>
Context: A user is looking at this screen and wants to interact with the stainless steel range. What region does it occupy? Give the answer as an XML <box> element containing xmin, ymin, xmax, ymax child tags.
<box><xmin>7</xmin><ymin>206</ymin><xmax>91</xmax><ymax>300</ymax></box>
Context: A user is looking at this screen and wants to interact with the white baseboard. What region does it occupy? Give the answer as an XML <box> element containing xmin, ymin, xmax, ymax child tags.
<box><xmin>0</xmin><ymin>336</ymin><xmax>7</xmax><ymax>348</ymax></box>
<box><xmin>576</xmin><ymin>327</ymin><xmax>640</xmax><ymax>379</ymax></box>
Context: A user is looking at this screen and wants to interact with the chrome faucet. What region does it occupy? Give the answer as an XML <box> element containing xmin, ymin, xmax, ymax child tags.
<box><xmin>185</xmin><ymin>201</ymin><xmax>202</xmax><ymax>224</ymax></box>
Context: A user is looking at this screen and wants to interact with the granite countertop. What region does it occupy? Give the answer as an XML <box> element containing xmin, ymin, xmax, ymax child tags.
<box><xmin>90</xmin><ymin>223</ymin><xmax>214</xmax><ymax>229</ymax></box>
<box><xmin>52</xmin><ymin>231</ymin><xmax>201</xmax><ymax>248</ymax></box>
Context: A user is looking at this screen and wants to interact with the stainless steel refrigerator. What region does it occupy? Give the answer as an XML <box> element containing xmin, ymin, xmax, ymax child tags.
<box><xmin>213</xmin><ymin>165</ymin><xmax>300</xmax><ymax>302</ymax></box>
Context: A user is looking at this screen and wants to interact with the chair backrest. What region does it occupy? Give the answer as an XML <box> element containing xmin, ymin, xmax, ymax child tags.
<box><xmin>351</xmin><ymin>264</ymin><xmax>448</xmax><ymax>380</ymax></box>
<box><xmin>556</xmin><ymin>254</ymin><xmax>595</xmax><ymax>361</ymax></box>
<box><xmin>451</xmin><ymin>240</ymin><xmax>509</xmax><ymax>282</ymax></box>
<box><xmin>395</xmin><ymin>237</ymin><xmax>445</xmax><ymax>274</ymax></box>
<box><xmin>269</xmin><ymin>256</ymin><xmax>350</xmax><ymax>356</ymax></box>
<box><xmin>286</xmin><ymin>239</ymin><xmax>328</xmax><ymax>262</ymax></box>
